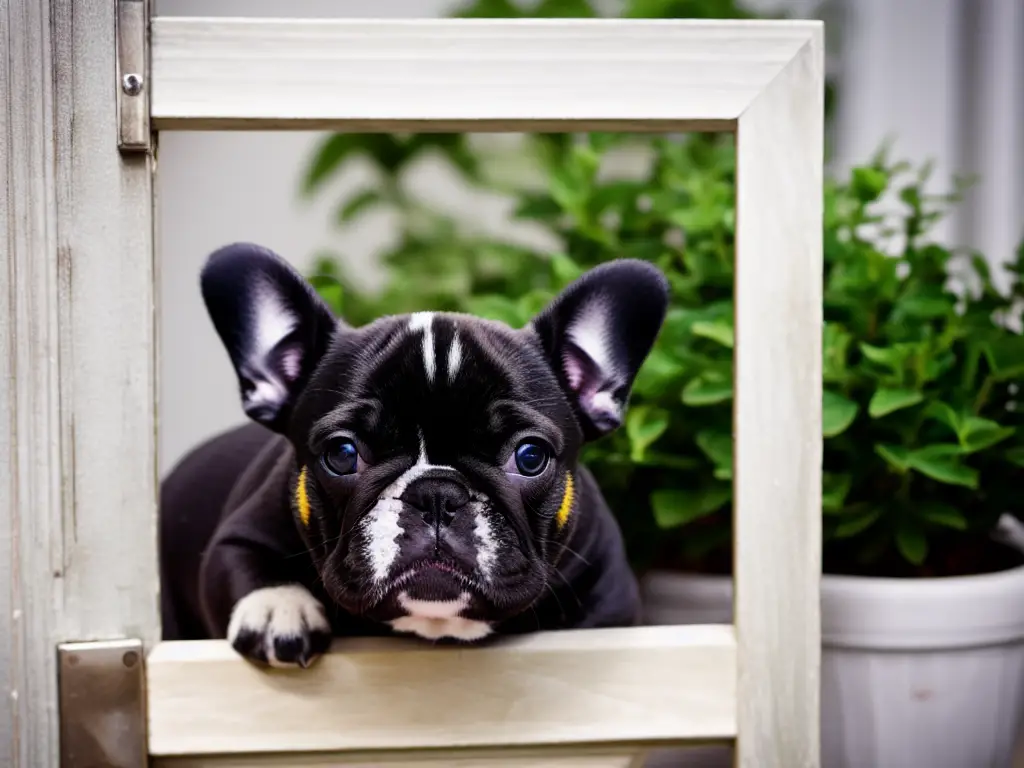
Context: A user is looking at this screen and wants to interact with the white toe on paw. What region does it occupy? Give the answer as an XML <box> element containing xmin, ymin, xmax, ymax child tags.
<box><xmin>227</xmin><ymin>584</ymin><xmax>331</xmax><ymax>668</ymax></box>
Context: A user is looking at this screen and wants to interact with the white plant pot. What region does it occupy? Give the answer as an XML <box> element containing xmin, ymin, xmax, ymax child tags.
<box><xmin>641</xmin><ymin>563</ymin><xmax>1024</xmax><ymax>768</ymax></box>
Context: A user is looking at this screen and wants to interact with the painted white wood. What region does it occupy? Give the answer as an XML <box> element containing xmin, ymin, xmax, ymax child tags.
<box><xmin>155</xmin><ymin>745</ymin><xmax>645</xmax><ymax>768</ymax></box>
<box><xmin>1</xmin><ymin>0</ymin><xmax>160</xmax><ymax>763</ymax></box>
<box><xmin>147</xmin><ymin>626</ymin><xmax>736</xmax><ymax>756</ymax></box>
<box><xmin>149</xmin><ymin>18</ymin><xmax>821</xmax><ymax>131</ymax></box>
<box><xmin>734</xmin><ymin>24</ymin><xmax>824</xmax><ymax>768</ymax></box>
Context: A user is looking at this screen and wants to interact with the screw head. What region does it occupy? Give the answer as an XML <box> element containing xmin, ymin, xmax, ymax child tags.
<box><xmin>122</xmin><ymin>73</ymin><xmax>144</xmax><ymax>97</ymax></box>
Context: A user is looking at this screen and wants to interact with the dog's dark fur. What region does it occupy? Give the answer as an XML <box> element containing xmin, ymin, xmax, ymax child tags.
<box><xmin>160</xmin><ymin>243</ymin><xmax>668</xmax><ymax>667</ymax></box>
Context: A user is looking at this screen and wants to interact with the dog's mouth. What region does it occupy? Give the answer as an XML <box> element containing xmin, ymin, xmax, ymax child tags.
<box><xmin>365</xmin><ymin>558</ymin><xmax>494</xmax><ymax>642</ymax></box>
<box><xmin>380</xmin><ymin>557</ymin><xmax>484</xmax><ymax>601</ymax></box>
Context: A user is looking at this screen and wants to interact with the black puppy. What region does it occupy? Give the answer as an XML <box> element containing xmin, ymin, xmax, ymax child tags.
<box><xmin>160</xmin><ymin>243</ymin><xmax>668</xmax><ymax>667</ymax></box>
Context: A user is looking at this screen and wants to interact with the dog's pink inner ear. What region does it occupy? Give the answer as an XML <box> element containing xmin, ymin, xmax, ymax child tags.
<box><xmin>561</xmin><ymin>342</ymin><xmax>623</xmax><ymax>434</ymax></box>
<box><xmin>275</xmin><ymin>342</ymin><xmax>304</xmax><ymax>383</ymax></box>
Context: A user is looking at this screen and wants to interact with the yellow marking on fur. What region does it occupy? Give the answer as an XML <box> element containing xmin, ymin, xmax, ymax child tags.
<box><xmin>296</xmin><ymin>465</ymin><xmax>311</xmax><ymax>526</ymax></box>
<box><xmin>556</xmin><ymin>472</ymin><xmax>575</xmax><ymax>530</ymax></box>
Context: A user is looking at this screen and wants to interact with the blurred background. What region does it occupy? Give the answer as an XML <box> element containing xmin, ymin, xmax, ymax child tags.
<box><xmin>156</xmin><ymin>0</ymin><xmax>1024</xmax><ymax>475</ymax></box>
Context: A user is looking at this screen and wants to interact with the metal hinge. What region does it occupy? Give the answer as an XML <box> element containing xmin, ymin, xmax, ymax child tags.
<box><xmin>116</xmin><ymin>0</ymin><xmax>151</xmax><ymax>153</ymax></box>
<box><xmin>58</xmin><ymin>639</ymin><xmax>148</xmax><ymax>768</ymax></box>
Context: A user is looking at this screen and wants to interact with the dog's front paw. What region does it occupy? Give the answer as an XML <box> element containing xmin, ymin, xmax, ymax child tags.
<box><xmin>226</xmin><ymin>584</ymin><xmax>331</xmax><ymax>668</ymax></box>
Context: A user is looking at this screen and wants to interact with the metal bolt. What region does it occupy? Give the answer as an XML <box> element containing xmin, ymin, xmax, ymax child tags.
<box><xmin>122</xmin><ymin>73</ymin><xmax>144</xmax><ymax>96</ymax></box>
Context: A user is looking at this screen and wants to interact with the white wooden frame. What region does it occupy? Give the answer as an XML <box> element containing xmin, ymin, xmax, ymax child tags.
<box><xmin>2</xmin><ymin>6</ymin><xmax>823</xmax><ymax>767</ymax></box>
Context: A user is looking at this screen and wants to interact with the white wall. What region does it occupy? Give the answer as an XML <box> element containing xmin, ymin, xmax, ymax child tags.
<box><xmin>157</xmin><ymin>0</ymin><xmax>1024</xmax><ymax>475</ymax></box>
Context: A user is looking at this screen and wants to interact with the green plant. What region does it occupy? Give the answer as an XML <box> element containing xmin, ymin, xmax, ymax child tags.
<box><xmin>302</xmin><ymin>0</ymin><xmax>1024</xmax><ymax>578</ymax></box>
<box><xmin>306</xmin><ymin>127</ymin><xmax>1024</xmax><ymax>579</ymax></box>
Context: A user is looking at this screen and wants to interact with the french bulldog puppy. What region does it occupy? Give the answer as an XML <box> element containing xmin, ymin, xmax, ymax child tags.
<box><xmin>159</xmin><ymin>243</ymin><xmax>668</xmax><ymax>668</ymax></box>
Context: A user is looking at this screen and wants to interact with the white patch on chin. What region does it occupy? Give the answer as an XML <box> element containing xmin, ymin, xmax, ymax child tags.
<box><xmin>227</xmin><ymin>585</ymin><xmax>330</xmax><ymax>668</ymax></box>
<box><xmin>447</xmin><ymin>331</ymin><xmax>463</xmax><ymax>381</ymax></box>
<box><xmin>473</xmin><ymin>504</ymin><xmax>498</xmax><ymax>582</ymax></box>
<box><xmin>408</xmin><ymin>312</ymin><xmax>436</xmax><ymax>382</ymax></box>
<box><xmin>388</xmin><ymin>591</ymin><xmax>492</xmax><ymax>641</ymax></box>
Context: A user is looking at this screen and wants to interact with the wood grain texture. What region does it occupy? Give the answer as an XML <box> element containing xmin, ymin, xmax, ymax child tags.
<box><xmin>147</xmin><ymin>626</ymin><xmax>736</xmax><ymax>756</ymax></box>
<box><xmin>150</xmin><ymin>18</ymin><xmax>821</xmax><ymax>130</ymax></box>
<box><xmin>0</xmin><ymin>0</ymin><xmax>159</xmax><ymax>764</ymax></box>
<box><xmin>733</xmin><ymin>24</ymin><xmax>824</xmax><ymax>768</ymax></box>
<box><xmin>154</xmin><ymin>744</ymin><xmax>647</xmax><ymax>768</ymax></box>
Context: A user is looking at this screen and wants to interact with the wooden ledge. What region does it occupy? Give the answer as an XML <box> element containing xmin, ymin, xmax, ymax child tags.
<box><xmin>147</xmin><ymin>624</ymin><xmax>736</xmax><ymax>757</ymax></box>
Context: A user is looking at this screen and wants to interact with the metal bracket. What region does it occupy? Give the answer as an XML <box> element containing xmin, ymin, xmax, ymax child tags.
<box><xmin>116</xmin><ymin>0</ymin><xmax>151</xmax><ymax>152</ymax></box>
<box><xmin>58</xmin><ymin>639</ymin><xmax>147</xmax><ymax>768</ymax></box>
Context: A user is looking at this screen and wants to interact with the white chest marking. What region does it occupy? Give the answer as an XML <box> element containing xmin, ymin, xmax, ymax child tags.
<box><xmin>388</xmin><ymin>591</ymin><xmax>492</xmax><ymax>641</ymax></box>
<box><xmin>408</xmin><ymin>312</ymin><xmax>436</xmax><ymax>382</ymax></box>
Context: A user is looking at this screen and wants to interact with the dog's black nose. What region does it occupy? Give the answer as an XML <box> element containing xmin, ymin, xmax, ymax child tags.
<box><xmin>401</xmin><ymin>478</ymin><xmax>471</xmax><ymax>527</ymax></box>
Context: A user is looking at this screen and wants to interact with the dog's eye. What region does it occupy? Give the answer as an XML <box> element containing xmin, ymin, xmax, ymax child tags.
<box><xmin>321</xmin><ymin>438</ymin><xmax>359</xmax><ymax>476</ymax></box>
<box><xmin>513</xmin><ymin>441</ymin><xmax>549</xmax><ymax>477</ymax></box>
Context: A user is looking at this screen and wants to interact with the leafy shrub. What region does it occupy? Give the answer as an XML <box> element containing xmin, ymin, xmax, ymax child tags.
<box><xmin>302</xmin><ymin>0</ymin><xmax>1024</xmax><ymax>578</ymax></box>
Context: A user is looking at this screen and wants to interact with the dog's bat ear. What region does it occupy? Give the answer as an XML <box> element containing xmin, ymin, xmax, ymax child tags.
<box><xmin>200</xmin><ymin>242</ymin><xmax>338</xmax><ymax>433</ymax></box>
<box><xmin>530</xmin><ymin>259</ymin><xmax>669</xmax><ymax>440</ymax></box>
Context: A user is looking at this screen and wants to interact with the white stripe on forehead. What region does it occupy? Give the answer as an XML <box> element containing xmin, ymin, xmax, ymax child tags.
<box><xmin>447</xmin><ymin>330</ymin><xmax>463</xmax><ymax>381</ymax></box>
<box><xmin>408</xmin><ymin>312</ymin><xmax>436</xmax><ymax>382</ymax></box>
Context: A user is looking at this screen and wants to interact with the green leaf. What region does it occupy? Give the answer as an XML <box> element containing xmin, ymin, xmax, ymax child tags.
<box><xmin>822</xmin><ymin>472</ymin><xmax>853</xmax><ymax>513</ymax></box>
<box><xmin>681</xmin><ymin>374</ymin><xmax>733</xmax><ymax>406</ymax></box>
<box><xmin>651</xmin><ymin>485</ymin><xmax>731</xmax><ymax>529</ymax></box>
<box><xmin>859</xmin><ymin>343</ymin><xmax>906</xmax><ymax>372</ymax></box>
<box><xmin>957</xmin><ymin>416</ymin><xmax>1015</xmax><ymax>453</ymax></box>
<box><xmin>626</xmin><ymin>405</ymin><xmax>670</xmax><ymax>463</ymax></box>
<box><xmin>895</xmin><ymin>521</ymin><xmax>929</xmax><ymax>566</ymax></box>
<box><xmin>695</xmin><ymin>431</ymin><xmax>732</xmax><ymax>479</ymax></box>
<box><xmin>463</xmin><ymin>295</ymin><xmax>527</xmax><ymax>327</ymax></box>
<box><xmin>925</xmin><ymin>406</ymin><xmax>1015</xmax><ymax>453</ymax></box>
<box><xmin>851</xmin><ymin>166</ymin><xmax>888</xmax><ymax>202</ymax></box>
<box><xmin>311</xmin><ymin>280</ymin><xmax>344</xmax><ymax>315</ymax></box>
<box><xmin>1007</xmin><ymin>447</ymin><xmax>1024</xmax><ymax>468</ymax></box>
<box><xmin>691</xmin><ymin>320</ymin><xmax>734</xmax><ymax>348</ymax></box>
<box><xmin>823</xmin><ymin>323</ymin><xmax>853</xmax><ymax>384</ymax></box>
<box><xmin>983</xmin><ymin>336</ymin><xmax>1024</xmax><ymax>380</ymax></box>
<box><xmin>822</xmin><ymin>390</ymin><xmax>858</xmax><ymax>437</ymax></box>
<box><xmin>337</xmin><ymin>190</ymin><xmax>384</xmax><ymax>223</ymax></box>
<box><xmin>905</xmin><ymin>444</ymin><xmax>979</xmax><ymax>488</ymax></box>
<box><xmin>632</xmin><ymin>349</ymin><xmax>686</xmax><ymax>398</ymax></box>
<box><xmin>513</xmin><ymin>193</ymin><xmax>561</xmax><ymax>222</ymax></box>
<box><xmin>868</xmin><ymin>388</ymin><xmax>924</xmax><ymax>418</ymax></box>
<box><xmin>875</xmin><ymin>443</ymin><xmax>910</xmax><ymax>473</ymax></box>
<box><xmin>833</xmin><ymin>507</ymin><xmax>882</xmax><ymax>538</ymax></box>
<box><xmin>925</xmin><ymin>401</ymin><xmax>961</xmax><ymax>433</ymax></box>
<box><xmin>919</xmin><ymin>503</ymin><xmax>967</xmax><ymax>530</ymax></box>
<box><xmin>549</xmin><ymin>252</ymin><xmax>584</xmax><ymax>287</ymax></box>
